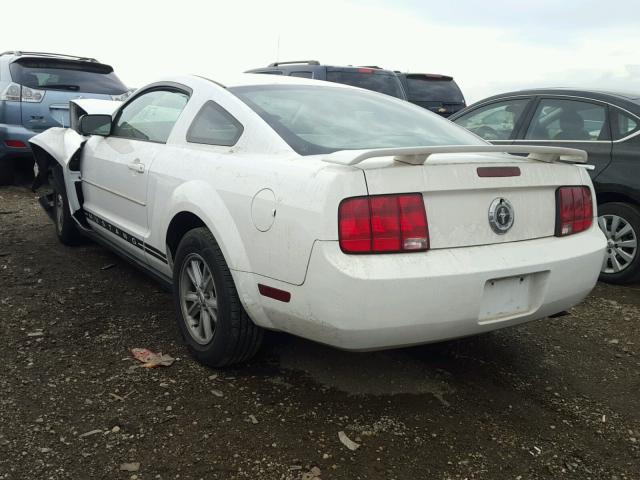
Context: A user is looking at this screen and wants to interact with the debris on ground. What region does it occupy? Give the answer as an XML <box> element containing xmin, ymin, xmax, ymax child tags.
<box><xmin>249</xmin><ymin>414</ymin><xmax>258</xmax><ymax>424</ymax></box>
<box><xmin>301</xmin><ymin>466</ymin><xmax>322</xmax><ymax>480</ymax></box>
<box><xmin>211</xmin><ymin>389</ymin><xmax>224</xmax><ymax>397</ymax></box>
<box><xmin>120</xmin><ymin>462</ymin><xmax>140</xmax><ymax>472</ymax></box>
<box><xmin>130</xmin><ymin>348</ymin><xmax>175</xmax><ymax>368</ymax></box>
<box><xmin>1</xmin><ymin>187</ymin><xmax>639</xmax><ymax>479</ymax></box>
<box><xmin>100</xmin><ymin>263</ymin><xmax>116</xmax><ymax>271</ymax></box>
<box><xmin>338</xmin><ymin>431</ymin><xmax>360</xmax><ymax>451</ymax></box>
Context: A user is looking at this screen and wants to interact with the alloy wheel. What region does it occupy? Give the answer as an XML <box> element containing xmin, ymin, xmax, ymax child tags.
<box><xmin>598</xmin><ymin>214</ymin><xmax>638</xmax><ymax>274</ymax></box>
<box><xmin>179</xmin><ymin>253</ymin><xmax>218</xmax><ymax>345</ymax></box>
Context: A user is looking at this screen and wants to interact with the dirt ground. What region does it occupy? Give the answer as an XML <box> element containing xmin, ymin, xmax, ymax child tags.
<box><xmin>1</xmin><ymin>185</ymin><xmax>639</xmax><ymax>480</ymax></box>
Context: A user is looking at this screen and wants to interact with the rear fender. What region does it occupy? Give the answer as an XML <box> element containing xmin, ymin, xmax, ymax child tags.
<box><xmin>163</xmin><ymin>180</ymin><xmax>252</xmax><ymax>272</ymax></box>
<box><xmin>29</xmin><ymin>127</ymin><xmax>86</xmax><ymax>214</ymax></box>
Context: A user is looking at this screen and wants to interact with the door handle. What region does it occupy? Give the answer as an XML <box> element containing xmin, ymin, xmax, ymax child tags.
<box><xmin>128</xmin><ymin>159</ymin><xmax>145</xmax><ymax>173</ymax></box>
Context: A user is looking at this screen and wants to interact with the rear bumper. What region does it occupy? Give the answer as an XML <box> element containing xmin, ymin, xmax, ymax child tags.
<box><xmin>0</xmin><ymin>123</ymin><xmax>35</xmax><ymax>160</ymax></box>
<box><xmin>247</xmin><ymin>227</ymin><xmax>606</xmax><ymax>350</ymax></box>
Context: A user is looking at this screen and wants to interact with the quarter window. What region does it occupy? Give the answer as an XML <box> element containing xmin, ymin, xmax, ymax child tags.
<box><xmin>112</xmin><ymin>89</ymin><xmax>189</xmax><ymax>143</ymax></box>
<box><xmin>186</xmin><ymin>101</ymin><xmax>244</xmax><ymax>146</ymax></box>
<box><xmin>612</xmin><ymin>109</ymin><xmax>639</xmax><ymax>140</ymax></box>
<box><xmin>454</xmin><ymin>99</ymin><xmax>530</xmax><ymax>141</ymax></box>
<box><xmin>525</xmin><ymin>99</ymin><xmax>607</xmax><ymax>141</ymax></box>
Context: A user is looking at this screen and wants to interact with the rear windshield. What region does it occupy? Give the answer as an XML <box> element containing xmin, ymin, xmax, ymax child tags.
<box><xmin>230</xmin><ymin>85</ymin><xmax>484</xmax><ymax>156</ymax></box>
<box><xmin>10</xmin><ymin>59</ymin><xmax>127</xmax><ymax>95</ymax></box>
<box><xmin>325</xmin><ymin>71</ymin><xmax>405</xmax><ymax>99</ymax></box>
<box><xmin>405</xmin><ymin>77</ymin><xmax>464</xmax><ymax>103</ymax></box>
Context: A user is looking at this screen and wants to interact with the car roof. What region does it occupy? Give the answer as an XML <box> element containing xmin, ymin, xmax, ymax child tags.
<box><xmin>206</xmin><ymin>72</ymin><xmax>357</xmax><ymax>90</ymax></box>
<box><xmin>153</xmin><ymin>73</ymin><xmax>359</xmax><ymax>94</ymax></box>
<box><xmin>0</xmin><ymin>51</ymin><xmax>99</xmax><ymax>63</ymax></box>
<box><xmin>479</xmin><ymin>87</ymin><xmax>640</xmax><ymax>104</ymax></box>
<box><xmin>247</xmin><ymin>62</ymin><xmax>399</xmax><ymax>75</ymax></box>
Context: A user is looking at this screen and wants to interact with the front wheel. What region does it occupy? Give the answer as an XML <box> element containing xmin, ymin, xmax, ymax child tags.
<box><xmin>598</xmin><ymin>202</ymin><xmax>640</xmax><ymax>284</ymax></box>
<box><xmin>53</xmin><ymin>187</ymin><xmax>82</xmax><ymax>245</ymax></box>
<box><xmin>172</xmin><ymin>227</ymin><xmax>263</xmax><ymax>367</ymax></box>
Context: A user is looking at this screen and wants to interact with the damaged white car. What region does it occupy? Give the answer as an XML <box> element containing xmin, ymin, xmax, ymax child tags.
<box><xmin>30</xmin><ymin>74</ymin><xmax>606</xmax><ymax>367</ymax></box>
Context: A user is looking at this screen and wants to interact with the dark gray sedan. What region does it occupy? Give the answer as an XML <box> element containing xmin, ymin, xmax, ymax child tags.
<box><xmin>451</xmin><ymin>89</ymin><xmax>640</xmax><ymax>284</ymax></box>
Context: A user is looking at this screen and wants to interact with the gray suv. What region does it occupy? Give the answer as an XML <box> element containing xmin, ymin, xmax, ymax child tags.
<box><xmin>0</xmin><ymin>51</ymin><xmax>129</xmax><ymax>185</ymax></box>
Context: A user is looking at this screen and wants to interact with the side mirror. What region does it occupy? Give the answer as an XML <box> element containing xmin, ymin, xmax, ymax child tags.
<box><xmin>79</xmin><ymin>114</ymin><xmax>112</xmax><ymax>136</ymax></box>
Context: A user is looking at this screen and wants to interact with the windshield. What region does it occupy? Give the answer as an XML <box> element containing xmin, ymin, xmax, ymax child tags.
<box><xmin>230</xmin><ymin>85</ymin><xmax>485</xmax><ymax>155</ymax></box>
<box><xmin>406</xmin><ymin>77</ymin><xmax>464</xmax><ymax>103</ymax></box>
<box><xmin>10</xmin><ymin>59</ymin><xmax>127</xmax><ymax>95</ymax></box>
<box><xmin>325</xmin><ymin>71</ymin><xmax>405</xmax><ymax>99</ymax></box>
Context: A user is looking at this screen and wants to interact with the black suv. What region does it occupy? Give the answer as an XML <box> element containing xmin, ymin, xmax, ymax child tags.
<box><xmin>397</xmin><ymin>73</ymin><xmax>466</xmax><ymax>117</ymax></box>
<box><xmin>451</xmin><ymin>88</ymin><xmax>640</xmax><ymax>284</ymax></box>
<box><xmin>246</xmin><ymin>61</ymin><xmax>406</xmax><ymax>100</ymax></box>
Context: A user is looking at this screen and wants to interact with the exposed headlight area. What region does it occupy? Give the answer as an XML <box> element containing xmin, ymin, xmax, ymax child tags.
<box><xmin>110</xmin><ymin>89</ymin><xmax>135</xmax><ymax>101</ymax></box>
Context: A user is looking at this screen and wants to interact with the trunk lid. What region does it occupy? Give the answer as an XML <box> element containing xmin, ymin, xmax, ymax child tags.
<box><xmin>351</xmin><ymin>153</ymin><xmax>586</xmax><ymax>249</ymax></box>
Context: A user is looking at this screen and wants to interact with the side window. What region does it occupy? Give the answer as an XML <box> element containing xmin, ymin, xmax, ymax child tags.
<box><xmin>186</xmin><ymin>101</ymin><xmax>244</xmax><ymax>147</ymax></box>
<box><xmin>290</xmin><ymin>71</ymin><xmax>313</xmax><ymax>79</ymax></box>
<box><xmin>112</xmin><ymin>89</ymin><xmax>189</xmax><ymax>143</ymax></box>
<box><xmin>525</xmin><ymin>98</ymin><xmax>607</xmax><ymax>141</ymax></box>
<box><xmin>612</xmin><ymin>109</ymin><xmax>640</xmax><ymax>140</ymax></box>
<box><xmin>454</xmin><ymin>99</ymin><xmax>530</xmax><ymax>140</ymax></box>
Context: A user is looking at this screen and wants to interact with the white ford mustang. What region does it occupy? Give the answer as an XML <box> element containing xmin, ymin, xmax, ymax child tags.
<box><xmin>30</xmin><ymin>74</ymin><xmax>606</xmax><ymax>366</ymax></box>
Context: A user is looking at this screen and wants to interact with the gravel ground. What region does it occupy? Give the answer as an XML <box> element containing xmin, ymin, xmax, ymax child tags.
<box><xmin>1</xmin><ymin>185</ymin><xmax>639</xmax><ymax>480</ymax></box>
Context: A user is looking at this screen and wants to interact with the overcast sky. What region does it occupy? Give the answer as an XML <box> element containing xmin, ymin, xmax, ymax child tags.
<box><xmin>3</xmin><ymin>0</ymin><xmax>640</xmax><ymax>102</ymax></box>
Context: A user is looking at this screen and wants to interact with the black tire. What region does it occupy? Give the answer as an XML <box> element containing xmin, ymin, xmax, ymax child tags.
<box><xmin>0</xmin><ymin>158</ymin><xmax>15</xmax><ymax>186</ymax></box>
<box><xmin>52</xmin><ymin>186</ymin><xmax>82</xmax><ymax>246</ymax></box>
<box><xmin>598</xmin><ymin>202</ymin><xmax>640</xmax><ymax>285</ymax></box>
<box><xmin>172</xmin><ymin>227</ymin><xmax>263</xmax><ymax>367</ymax></box>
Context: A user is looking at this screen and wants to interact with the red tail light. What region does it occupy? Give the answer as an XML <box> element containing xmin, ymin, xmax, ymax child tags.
<box><xmin>4</xmin><ymin>140</ymin><xmax>27</xmax><ymax>148</ymax></box>
<box><xmin>555</xmin><ymin>186</ymin><xmax>593</xmax><ymax>236</ymax></box>
<box><xmin>339</xmin><ymin>194</ymin><xmax>429</xmax><ymax>253</ymax></box>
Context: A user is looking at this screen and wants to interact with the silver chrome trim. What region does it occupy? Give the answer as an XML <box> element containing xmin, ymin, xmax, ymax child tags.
<box><xmin>82</xmin><ymin>178</ymin><xmax>146</xmax><ymax>206</ymax></box>
<box><xmin>511</xmin><ymin>139</ymin><xmax>611</xmax><ymax>144</ymax></box>
<box><xmin>488</xmin><ymin>198</ymin><xmax>515</xmax><ymax>234</ymax></box>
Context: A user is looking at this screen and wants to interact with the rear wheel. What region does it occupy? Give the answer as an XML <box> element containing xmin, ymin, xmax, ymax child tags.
<box><xmin>53</xmin><ymin>187</ymin><xmax>82</xmax><ymax>245</ymax></box>
<box><xmin>598</xmin><ymin>202</ymin><xmax>640</xmax><ymax>284</ymax></box>
<box><xmin>173</xmin><ymin>227</ymin><xmax>263</xmax><ymax>367</ymax></box>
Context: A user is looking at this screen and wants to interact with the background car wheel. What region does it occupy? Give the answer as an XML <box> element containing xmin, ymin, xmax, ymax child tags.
<box><xmin>53</xmin><ymin>187</ymin><xmax>82</xmax><ymax>245</ymax></box>
<box><xmin>0</xmin><ymin>158</ymin><xmax>15</xmax><ymax>186</ymax></box>
<box><xmin>598</xmin><ymin>202</ymin><xmax>640</xmax><ymax>284</ymax></box>
<box><xmin>172</xmin><ymin>227</ymin><xmax>263</xmax><ymax>367</ymax></box>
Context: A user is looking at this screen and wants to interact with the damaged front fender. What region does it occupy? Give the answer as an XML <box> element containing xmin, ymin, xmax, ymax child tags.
<box><xmin>30</xmin><ymin>127</ymin><xmax>87</xmax><ymax>215</ymax></box>
<box><xmin>29</xmin><ymin>98</ymin><xmax>121</xmax><ymax>215</ymax></box>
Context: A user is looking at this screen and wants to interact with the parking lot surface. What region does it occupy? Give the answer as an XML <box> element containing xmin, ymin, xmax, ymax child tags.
<box><xmin>1</xmin><ymin>186</ymin><xmax>639</xmax><ymax>480</ymax></box>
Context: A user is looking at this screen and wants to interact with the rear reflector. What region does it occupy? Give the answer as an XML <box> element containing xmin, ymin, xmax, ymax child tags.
<box><xmin>339</xmin><ymin>193</ymin><xmax>429</xmax><ymax>253</ymax></box>
<box><xmin>477</xmin><ymin>166</ymin><xmax>521</xmax><ymax>177</ymax></box>
<box><xmin>4</xmin><ymin>140</ymin><xmax>27</xmax><ymax>148</ymax></box>
<box><xmin>555</xmin><ymin>186</ymin><xmax>593</xmax><ymax>236</ymax></box>
<box><xmin>258</xmin><ymin>284</ymin><xmax>291</xmax><ymax>303</ymax></box>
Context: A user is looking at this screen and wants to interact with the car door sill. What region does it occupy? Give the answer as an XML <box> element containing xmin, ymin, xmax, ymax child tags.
<box><xmin>80</xmin><ymin>226</ymin><xmax>173</xmax><ymax>292</ymax></box>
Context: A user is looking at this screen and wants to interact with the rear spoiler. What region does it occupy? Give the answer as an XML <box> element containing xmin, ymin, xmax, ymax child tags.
<box><xmin>322</xmin><ymin>145</ymin><xmax>588</xmax><ymax>167</ymax></box>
